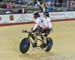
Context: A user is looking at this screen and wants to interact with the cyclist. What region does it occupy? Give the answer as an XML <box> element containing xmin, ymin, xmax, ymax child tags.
<box><xmin>40</xmin><ymin>12</ymin><xmax>53</xmax><ymax>48</ymax></box>
<box><xmin>31</xmin><ymin>12</ymin><xmax>43</xmax><ymax>47</ymax></box>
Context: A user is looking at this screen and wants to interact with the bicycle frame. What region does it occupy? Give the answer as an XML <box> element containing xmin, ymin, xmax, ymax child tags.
<box><xmin>24</xmin><ymin>31</ymin><xmax>45</xmax><ymax>47</ymax></box>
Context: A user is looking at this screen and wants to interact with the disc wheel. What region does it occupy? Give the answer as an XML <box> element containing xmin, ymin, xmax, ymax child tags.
<box><xmin>45</xmin><ymin>37</ymin><xmax>53</xmax><ymax>52</ymax></box>
<box><xmin>20</xmin><ymin>38</ymin><xmax>30</xmax><ymax>54</ymax></box>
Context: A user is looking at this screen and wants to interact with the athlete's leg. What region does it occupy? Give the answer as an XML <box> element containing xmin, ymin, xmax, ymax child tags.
<box><xmin>41</xmin><ymin>28</ymin><xmax>51</xmax><ymax>48</ymax></box>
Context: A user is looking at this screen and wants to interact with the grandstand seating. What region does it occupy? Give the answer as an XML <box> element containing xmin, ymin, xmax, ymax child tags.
<box><xmin>0</xmin><ymin>0</ymin><xmax>75</xmax><ymax>14</ymax></box>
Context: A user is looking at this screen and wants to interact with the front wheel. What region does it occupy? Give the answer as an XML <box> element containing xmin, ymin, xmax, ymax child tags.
<box><xmin>44</xmin><ymin>37</ymin><xmax>53</xmax><ymax>52</ymax></box>
<box><xmin>20</xmin><ymin>38</ymin><xmax>30</xmax><ymax>54</ymax></box>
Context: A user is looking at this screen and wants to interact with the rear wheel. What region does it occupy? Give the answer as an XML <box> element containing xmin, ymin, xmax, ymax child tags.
<box><xmin>20</xmin><ymin>38</ymin><xmax>30</xmax><ymax>54</ymax></box>
<box><xmin>44</xmin><ymin>37</ymin><xmax>53</xmax><ymax>52</ymax></box>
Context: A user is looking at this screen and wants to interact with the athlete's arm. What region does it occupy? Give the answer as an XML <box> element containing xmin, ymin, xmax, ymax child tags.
<box><xmin>32</xmin><ymin>24</ymin><xmax>38</xmax><ymax>31</ymax></box>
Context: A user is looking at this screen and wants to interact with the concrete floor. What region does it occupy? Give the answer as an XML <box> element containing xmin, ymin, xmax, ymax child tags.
<box><xmin>0</xmin><ymin>21</ymin><xmax>75</xmax><ymax>60</ymax></box>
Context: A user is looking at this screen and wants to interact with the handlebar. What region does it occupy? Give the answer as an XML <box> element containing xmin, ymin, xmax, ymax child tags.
<box><xmin>22</xmin><ymin>30</ymin><xmax>45</xmax><ymax>36</ymax></box>
<box><xmin>22</xmin><ymin>30</ymin><xmax>32</xmax><ymax>33</ymax></box>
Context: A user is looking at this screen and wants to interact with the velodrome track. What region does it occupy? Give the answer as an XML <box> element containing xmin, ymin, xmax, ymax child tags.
<box><xmin>0</xmin><ymin>20</ymin><xmax>75</xmax><ymax>60</ymax></box>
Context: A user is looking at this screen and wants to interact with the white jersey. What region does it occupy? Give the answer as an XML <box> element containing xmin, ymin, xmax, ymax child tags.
<box><xmin>34</xmin><ymin>17</ymin><xmax>42</xmax><ymax>26</ymax></box>
<box><xmin>32</xmin><ymin>17</ymin><xmax>42</xmax><ymax>31</ymax></box>
<box><xmin>43</xmin><ymin>17</ymin><xmax>52</xmax><ymax>29</ymax></box>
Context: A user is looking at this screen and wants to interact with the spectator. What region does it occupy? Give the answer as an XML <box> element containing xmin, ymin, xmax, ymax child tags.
<box><xmin>5</xmin><ymin>1</ymin><xmax>13</xmax><ymax>14</ymax></box>
<box><xmin>6</xmin><ymin>1</ymin><xmax>13</xmax><ymax>9</ymax></box>
<box><xmin>41</xmin><ymin>2</ymin><xmax>47</xmax><ymax>12</ymax></box>
<box><xmin>70</xmin><ymin>0</ymin><xmax>74</xmax><ymax>10</ymax></box>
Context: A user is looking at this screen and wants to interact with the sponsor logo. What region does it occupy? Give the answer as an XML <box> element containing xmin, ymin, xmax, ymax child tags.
<box><xmin>9</xmin><ymin>15</ymin><xmax>14</xmax><ymax>20</ymax></box>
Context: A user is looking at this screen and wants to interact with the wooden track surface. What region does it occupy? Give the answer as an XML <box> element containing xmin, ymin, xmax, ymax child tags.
<box><xmin>0</xmin><ymin>21</ymin><xmax>75</xmax><ymax>60</ymax></box>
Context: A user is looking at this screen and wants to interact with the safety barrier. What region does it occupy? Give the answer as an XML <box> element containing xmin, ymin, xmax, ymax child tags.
<box><xmin>0</xmin><ymin>11</ymin><xmax>75</xmax><ymax>26</ymax></box>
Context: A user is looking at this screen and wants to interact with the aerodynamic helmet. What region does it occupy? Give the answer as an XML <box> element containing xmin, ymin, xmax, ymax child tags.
<box><xmin>44</xmin><ymin>12</ymin><xmax>49</xmax><ymax>17</ymax></box>
<box><xmin>33</xmin><ymin>12</ymin><xmax>40</xmax><ymax>19</ymax></box>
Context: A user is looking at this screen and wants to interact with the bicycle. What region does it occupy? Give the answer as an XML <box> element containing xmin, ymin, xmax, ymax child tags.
<box><xmin>19</xmin><ymin>30</ymin><xmax>53</xmax><ymax>54</ymax></box>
